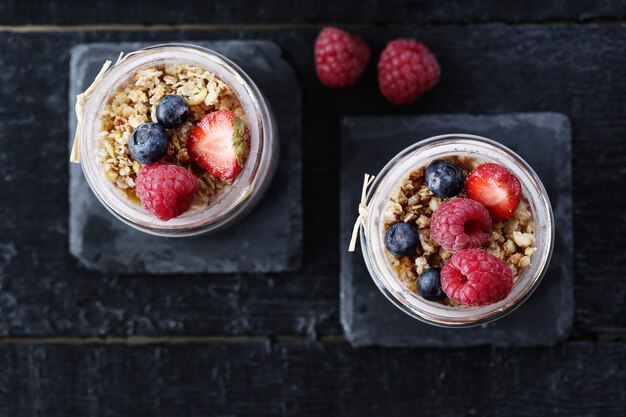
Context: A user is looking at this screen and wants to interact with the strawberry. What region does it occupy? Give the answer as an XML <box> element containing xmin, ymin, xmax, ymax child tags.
<box><xmin>187</xmin><ymin>110</ymin><xmax>250</xmax><ymax>179</ymax></box>
<box><xmin>464</xmin><ymin>163</ymin><xmax>522</xmax><ymax>222</ymax></box>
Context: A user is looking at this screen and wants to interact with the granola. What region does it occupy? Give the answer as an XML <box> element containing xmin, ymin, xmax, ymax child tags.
<box><xmin>382</xmin><ymin>156</ymin><xmax>536</xmax><ymax>303</ymax></box>
<box><xmin>96</xmin><ymin>64</ymin><xmax>245</xmax><ymax>209</ymax></box>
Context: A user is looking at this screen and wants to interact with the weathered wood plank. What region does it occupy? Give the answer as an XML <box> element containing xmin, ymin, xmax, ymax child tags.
<box><xmin>1</xmin><ymin>0</ymin><xmax>626</xmax><ymax>25</ymax></box>
<box><xmin>0</xmin><ymin>24</ymin><xmax>625</xmax><ymax>337</ymax></box>
<box><xmin>0</xmin><ymin>341</ymin><xmax>623</xmax><ymax>416</ymax></box>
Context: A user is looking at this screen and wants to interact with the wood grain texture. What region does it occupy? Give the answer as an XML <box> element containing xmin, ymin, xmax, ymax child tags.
<box><xmin>0</xmin><ymin>24</ymin><xmax>625</xmax><ymax>337</ymax></box>
<box><xmin>1</xmin><ymin>0</ymin><xmax>626</xmax><ymax>25</ymax></box>
<box><xmin>0</xmin><ymin>341</ymin><xmax>623</xmax><ymax>416</ymax></box>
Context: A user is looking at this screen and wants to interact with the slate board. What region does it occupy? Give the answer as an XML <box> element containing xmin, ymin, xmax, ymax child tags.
<box><xmin>340</xmin><ymin>113</ymin><xmax>573</xmax><ymax>347</ymax></box>
<box><xmin>69</xmin><ymin>41</ymin><xmax>302</xmax><ymax>274</ymax></box>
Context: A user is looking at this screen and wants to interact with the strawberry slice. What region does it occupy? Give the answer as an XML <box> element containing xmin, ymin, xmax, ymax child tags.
<box><xmin>187</xmin><ymin>110</ymin><xmax>250</xmax><ymax>179</ymax></box>
<box><xmin>465</xmin><ymin>163</ymin><xmax>522</xmax><ymax>222</ymax></box>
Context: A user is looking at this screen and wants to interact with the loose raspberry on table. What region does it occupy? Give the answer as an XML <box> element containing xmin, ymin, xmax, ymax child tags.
<box><xmin>377</xmin><ymin>38</ymin><xmax>440</xmax><ymax>105</ymax></box>
<box><xmin>441</xmin><ymin>249</ymin><xmax>513</xmax><ymax>306</ymax></box>
<box><xmin>315</xmin><ymin>27</ymin><xmax>371</xmax><ymax>88</ymax></box>
<box><xmin>430</xmin><ymin>198</ymin><xmax>492</xmax><ymax>252</ymax></box>
<box><xmin>135</xmin><ymin>163</ymin><xmax>199</xmax><ymax>221</ymax></box>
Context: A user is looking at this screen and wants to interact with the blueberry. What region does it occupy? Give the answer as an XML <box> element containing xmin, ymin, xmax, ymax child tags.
<box><xmin>425</xmin><ymin>160</ymin><xmax>464</xmax><ymax>197</ymax></box>
<box><xmin>156</xmin><ymin>95</ymin><xmax>189</xmax><ymax>128</ymax></box>
<box><xmin>128</xmin><ymin>123</ymin><xmax>169</xmax><ymax>164</ymax></box>
<box><xmin>384</xmin><ymin>222</ymin><xmax>420</xmax><ymax>257</ymax></box>
<box><xmin>418</xmin><ymin>268</ymin><xmax>447</xmax><ymax>301</ymax></box>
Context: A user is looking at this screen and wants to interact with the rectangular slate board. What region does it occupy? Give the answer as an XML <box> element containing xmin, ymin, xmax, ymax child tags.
<box><xmin>340</xmin><ymin>113</ymin><xmax>573</xmax><ymax>347</ymax></box>
<box><xmin>68</xmin><ymin>41</ymin><xmax>302</xmax><ymax>274</ymax></box>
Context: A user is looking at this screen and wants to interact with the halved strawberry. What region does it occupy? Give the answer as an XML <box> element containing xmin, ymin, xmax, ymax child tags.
<box><xmin>465</xmin><ymin>163</ymin><xmax>522</xmax><ymax>222</ymax></box>
<box><xmin>187</xmin><ymin>110</ymin><xmax>250</xmax><ymax>179</ymax></box>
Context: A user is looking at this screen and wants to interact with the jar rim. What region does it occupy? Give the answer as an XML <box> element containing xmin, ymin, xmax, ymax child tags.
<box><xmin>79</xmin><ymin>43</ymin><xmax>276</xmax><ymax>237</ymax></box>
<box><xmin>359</xmin><ymin>134</ymin><xmax>555</xmax><ymax>327</ymax></box>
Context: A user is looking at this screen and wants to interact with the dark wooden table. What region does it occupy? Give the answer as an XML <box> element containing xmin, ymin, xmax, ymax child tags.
<box><xmin>1</xmin><ymin>1</ymin><xmax>625</xmax><ymax>415</ymax></box>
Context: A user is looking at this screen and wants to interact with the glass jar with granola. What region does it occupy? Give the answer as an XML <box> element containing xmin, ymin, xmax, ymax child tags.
<box><xmin>75</xmin><ymin>44</ymin><xmax>278</xmax><ymax>236</ymax></box>
<box><xmin>357</xmin><ymin>134</ymin><xmax>554</xmax><ymax>327</ymax></box>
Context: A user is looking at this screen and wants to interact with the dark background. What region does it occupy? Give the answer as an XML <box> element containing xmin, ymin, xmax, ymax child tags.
<box><xmin>0</xmin><ymin>0</ymin><xmax>625</xmax><ymax>415</ymax></box>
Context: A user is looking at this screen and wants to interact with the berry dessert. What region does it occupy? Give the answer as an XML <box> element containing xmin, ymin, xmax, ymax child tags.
<box><xmin>96</xmin><ymin>64</ymin><xmax>249</xmax><ymax>220</ymax></box>
<box><xmin>315</xmin><ymin>27</ymin><xmax>371</xmax><ymax>88</ymax></box>
<box><xmin>382</xmin><ymin>156</ymin><xmax>536</xmax><ymax>307</ymax></box>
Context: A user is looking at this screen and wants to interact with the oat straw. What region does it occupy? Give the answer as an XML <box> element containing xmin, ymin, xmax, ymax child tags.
<box><xmin>348</xmin><ymin>174</ymin><xmax>375</xmax><ymax>252</ymax></box>
<box><xmin>70</xmin><ymin>59</ymin><xmax>113</xmax><ymax>163</ymax></box>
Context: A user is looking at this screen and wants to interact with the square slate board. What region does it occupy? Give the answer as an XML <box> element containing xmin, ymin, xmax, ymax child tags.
<box><xmin>340</xmin><ymin>113</ymin><xmax>573</xmax><ymax>347</ymax></box>
<box><xmin>69</xmin><ymin>41</ymin><xmax>301</xmax><ymax>274</ymax></box>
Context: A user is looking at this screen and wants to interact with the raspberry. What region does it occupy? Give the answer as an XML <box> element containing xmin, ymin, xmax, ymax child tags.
<box><xmin>441</xmin><ymin>249</ymin><xmax>513</xmax><ymax>306</ymax></box>
<box><xmin>377</xmin><ymin>39</ymin><xmax>440</xmax><ymax>105</ymax></box>
<box><xmin>430</xmin><ymin>198</ymin><xmax>492</xmax><ymax>252</ymax></box>
<box><xmin>135</xmin><ymin>163</ymin><xmax>199</xmax><ymax>221</ymax></box>
<box><xmin>315</xmin><ymin>27</ymin><xmax>370</xmax><ymax>88</ymax></box>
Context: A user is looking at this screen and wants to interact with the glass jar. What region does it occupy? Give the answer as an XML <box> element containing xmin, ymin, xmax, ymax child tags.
<box><xmin>360</xmin><ymin>134</ymin><xmax>554</xmax><ymax>327</ymax></box>
<box><xmin>78</xmin><ymin>43</ymin><xmax>278</xmax><ymax>237</ymax></box>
